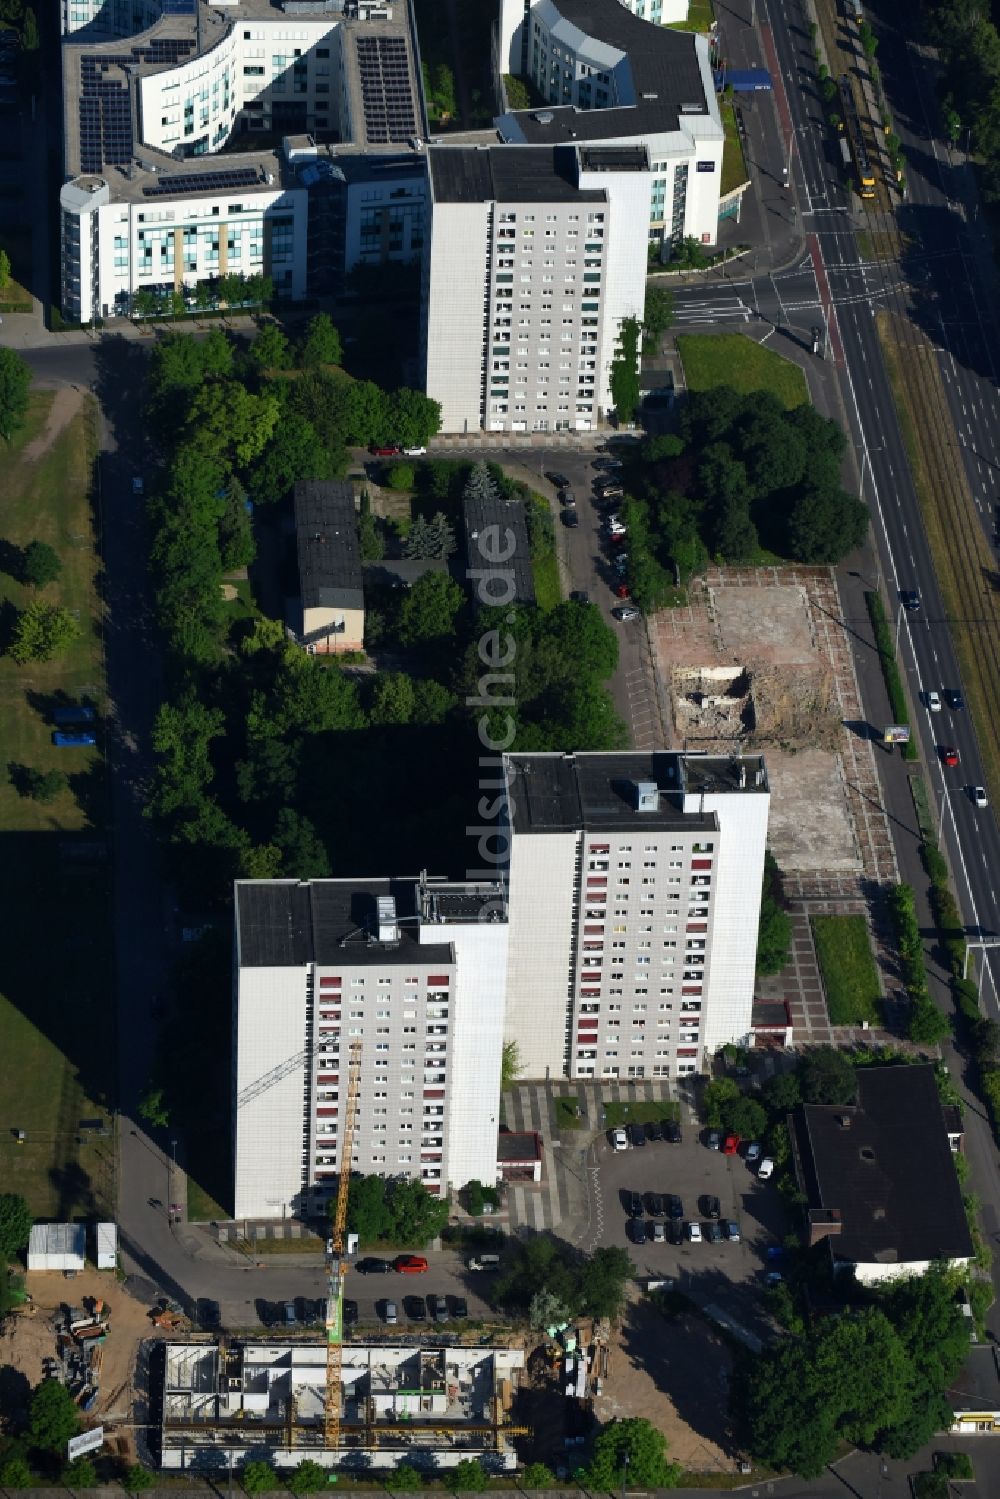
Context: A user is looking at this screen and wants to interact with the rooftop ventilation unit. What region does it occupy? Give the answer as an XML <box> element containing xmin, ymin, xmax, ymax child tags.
<box><xmin>634</xmin><ymin>781</ymin><xmax>659</xmax><ymax>813</ymax></box>
<box><xmin>533</xmin><ymin>111</ymin><xmax>554</xmax><ymax>124</ymax></box>
<box><xmin>377</xmin><ymin>896</ymin><xmax>399</xmax><ymax>943</ymax></box>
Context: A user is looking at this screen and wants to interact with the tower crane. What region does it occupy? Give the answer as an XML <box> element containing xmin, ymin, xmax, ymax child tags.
<box><xmin>324</xmin><ymin>1037</ymin><xmax>362</xmax><ymax>1453</ymax></box>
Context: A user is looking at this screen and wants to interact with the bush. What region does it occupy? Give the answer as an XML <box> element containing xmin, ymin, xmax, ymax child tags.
<box><xmin>388</xmin><ymin>1465</ymin><xmax>424</xmax><ymax>1491</ymax></box>
<box><xmin>242</xmin><ymin>1461</ymin><xmax>278</xmax><ymax>1494</ymax></box>
<box><xmin>522</xmin><ymin>1463</ymin><xmax>555</xmax><ymax>1488</ymax></box>
<box><xmin>444</xmin><ymin>1458</ymin><xmax>487</xmax><ymax>1492</ymax></box>
<box><xmin>865</xmin><ymin>592</ymin><xmax>917</xmax><ymax>760</ymax></box>
<box><xmin>386</xmin><ymin>462</ymin><xmax>415</xmax><ymax>491</ymax></box>
<box><xmin>21</xmin><ymin>540</ymin><xmax>63</xmax><ymax>588</ymax></box>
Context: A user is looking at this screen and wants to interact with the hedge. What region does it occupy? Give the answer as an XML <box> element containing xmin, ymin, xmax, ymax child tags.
<box><xmin>865</xmin><ymin>591</ymin><xmax>917</xmax><ymax>760</ymax></box>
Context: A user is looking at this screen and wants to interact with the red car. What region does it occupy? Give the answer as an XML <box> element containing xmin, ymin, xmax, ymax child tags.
<box><xmin>940</xmin><ymin>745</ymin><xmax>960</xmax><ymax>767</ymax></box>
<box><xmin>394</xmin><ymin>1254</ymin><xmax>428</xmax><ymax>1274</ymax></box>
<box><xmin>615</xmin><ymin>584</ymin><xmax>631</xmax><ymax>600</ymax></box>
<box><xmin>369</xmin><ymin>443</ymin><xmax>401</xmax><ymax>457</ymax></box>
<box><xmin>722</xmin><ymin>1133</ymin><xmax>741</xmax><ymax>1156</ymax></box>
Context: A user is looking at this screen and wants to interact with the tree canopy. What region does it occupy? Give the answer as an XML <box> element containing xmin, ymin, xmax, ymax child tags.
<box><xmin>585</xmin><ymin>1418</ymin><xmax>681</xmax><ymax>1490</ymax></box>
<box><xmin>28</xmin><ymin>1379</ymin><xmax>79</xmax><ymax>1453</ymax></box>
<box><xmin>343</xmin><ymin>1174</ymin><xmax>449</xmax><ymax>1246</ymax></box>
<box><xmin>0</xmin><ymin>1193</ymin><xmax>32</xmax><ymax>1260</ymax></box>
<box><xmin>9</xmin><ymin>601</ymin><xmax>80</xmax><ymax>664</ymax></box>
<box><xmin>0</xmin><ymin>347</ymin><xmax>31</xmax><ymax>441</ymax></box>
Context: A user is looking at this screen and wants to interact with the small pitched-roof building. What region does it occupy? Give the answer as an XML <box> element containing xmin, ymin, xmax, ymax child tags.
<box><xmin>291</xmin><ymin>481</ymin><xmax>364</xmax><ymax>654</ymax></box>
<box><xmin>789</xmin><ymin>1062</ymin><xmax>973</xmax><ymax>1285</ymax></box>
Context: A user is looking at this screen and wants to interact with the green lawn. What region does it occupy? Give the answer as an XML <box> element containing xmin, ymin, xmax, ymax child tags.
<box><xmin>0</xmin><ymin>391</ymin><xmax>115</xmax><ymax>1217</ymax></box>
<box><xmin>554</xmin><ymin>1096</ymin><xmax>585</xmax><ymax>1130</ymax></box>
<box><xmin>604</xmin><ymin>1099</ymin><xmax>681</xmax><ymax>1128</ymax></box>
<box><xmin>532</xmin><ymin>550</ymin><xmax>562</xmax><ymax>610</ymax></box>
<box><xmin>720</xmin><ymin>98</ymin><xmax>750</xmax><ymax>197</ymax></box>
<box><xmin>811</xmin><ymin>914</ymin><xmax>882</xmax><ymax>1025</ymax></box>
<box><xmin>677</xmin><ymin>333</ymin><xmax>809</xmax><ymax>409</ymax></box>
<box><xmin>667</xmin><ymin>0</ymin><xmax>715</xmax><ymax>32</ymax></box>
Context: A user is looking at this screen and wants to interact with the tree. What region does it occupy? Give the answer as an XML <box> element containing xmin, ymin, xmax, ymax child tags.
<box><xmin>521</xmin><ymin>1463</ymin><xmax>555</xmax><ymax>1489</ymax></box>
<box><xmin>785</xmin><ymin>485</ymin><xmax>869</xmax><ymax>564</ymax></box>
<box><xmin>0</xmin><ymin>1193</ymin><xmax>32</xmax><ymax>1260</ymax></box>
<box><xmin>18</xmin><ymin>767</ymin><xmax>68</xmax><ymax>803</ymax></box>
<box><xmin>0</xmin><ymin>1457</ymin><xmax>33</xmax><ymax>1487</ymax></box>
<box><xmin>387</xmin><ymin>462</ymin><xmax>416</xmax><ymax>492</ymax></box>
<box><xmin>9</xmin><ymin>601</ymin><xmax>81</xmax><ymax>664</ymax></box>
<box><xmin>797</xmin><ymin>1048</ymin><xmax>856</xmax><ymax>1105</ymax></box>
<box><xmin>358</xmin><ymin>509</ymin><xmax>384</xmax><ymax>561</ymax></box>
<box><xmin>29</xmin><ymin>1378</ymin><xmax>79</xmax><ymax>1452</ymax></box>
<box><xmin>21</xmin><ymin>540</ymin><xmax>63</xmax><ymax>589</ymax></box>
<box><xmin>0</xmin><ymin>247</ymin><xmax>11</xmax><ymax>289</ymax></box>
<box><xmin>370</xmin><ymin>671</ymin><xmax>416</xmax><ymax>725</ymax></box>
<box><xmin>138</xmin><ymin>1083</ymin><xmax>170</xmax><ymax>1128</ymax></box>
<box><xmin>125</xmin><ymin>1463</ymin><xmax>155</xmax><ymax>1492</ymax></box>
<box><xmin>761</xmin><ymin>1072</ymin><xmax>801</xmax><ymax>1113</ymax></box>
<box><xmin>403</xmin><ymin>513</ymin><xmax>456</xmax><ymax>560</ymax></box>
<box><xmin>218</xmin><ymin>478</ymin><xmax>256</xmax><ymax>572</ymax></box>
<box><xmin>298</xmin><ymin>313</ymin><xmax>343</xmax><ymax>369</ymax></box>
<box><xmin>185</xmin><ymin>381</ymin><xmax>280</xmax><ymax>469</ymax></box>
<box><xmin>757</xmin><ymin>851</ymin><xmax>792</xmax><ymax>975</ymax></box>
<box><xmin>251</xmin><ymin>412</ymin><xmax>333</xmax><ymax>504</ymax></box>
<box><xmin>444</xmin><ymin>1459</ymin><xmax>487</xmax><ymax>1492</ymax></box>
<box><xmin>908</xmin><ymin>996</ymin><xmax>952</xmax><ymax>1046</ymax></box>
<box><xmin>388</xmin><ymin>1466</ymin><xmax>424</xmax><ymax>1491</ymax></box>
<box><xmin>501</xmin><ymin>1039</ymin><xmax>521</xmax><ymax>1090</ymax></box>
<box><xmin>22</xmin><ymin>7</ymin><xmax>38</xmax><ymax>50</ymax></box>
<box><xmin>585</xmin><ymin>1418</ymin><xmax>681</xmax><ymax>1490</ymax></box>
<box><xmin>250</xmin><ymin>322</ymin><xmax>291</xmax><ymax>371</ymax></box>
<box><xmin>386</xmin><ymin>387</ymin><xmax>441</xmax><ymax>447</ymax></box>
<box><xmin>609</xmin><ymin>317</ymin><xmax>641</xmax><ymax>423</ymax></box>
<box><xmin>577</xmin><ymin>1246</ymin><xmax>633</xmax><ymax>1319</ymax></box>
<box><xmin>642</xmin><ymin>286</ymin><xmax>674</xmax><ymax>351</ymax></box>
<box><xmin>431</xmin><ymin>61</ymin><xmax>457</xmax><ymax>115</ymax></box>
<box><xmin>242</xmin><ymin>1461</ymin><xmax>278</xmax><ymax>1494</ymax></box>
<box><xmin>710</xmin><ymin>490</ymin><xmax>758</xmax><ymax>561</ymax></box>
<box><xmin>63</xmin><ymin>1457</ymin><xmax>98</xmax><ymax>1486</ymax></box>
<box><xmin>285</xmin><ymin>1460</ymin><xmax>328</xmax><ymax>1494</ymax></box>
<box><xmin>344</xmin><ymin>1174</ymin><xmax>394</xmax><ymax>1242</ymax></box>
<box><xmin>398</xmin><ymin>572</ymin><xmax>464</xmax><ymax>646</ymax></box>
<box><xmin>702</xmin><ymin>1077</ymin><xmax>740</xmax><ymax>1128</ymax></box>
<box><xmin>721</xmin><ymin>1095</ymin><xmax>768</xmax><ymax>1141</ymax></box>
<box><xmin>149</xmin><ymin>693</ymin><xmax>225</xmax><ymax>818</ymax></box>
<box><xmin>528</xmin><ymin>1287</ymin><xmax>571</xmax><ymax>1329</ymax></box>
<box><xmin>0</xmin><ymin>347</ymin><xmax>31</xmax><ymax>440</ymax></box>
<box><xmin>273</xmin><ymin>807</ymin><xmax>331</xmax><ymax>879</ymax></box>
<box><xmin>462</xmin><ymin>461</ymin><xmax>500</xmax><ymax>506</ymax></box>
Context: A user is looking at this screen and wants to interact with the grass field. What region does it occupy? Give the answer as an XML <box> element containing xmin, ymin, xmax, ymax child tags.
<box><xmin>811</xmin><ymin>914</ymin><xmax>881</xmax><ymax>1025</ymax></box>
<box><xmin>720</xmin><ymin>98</ymin><xmax>750</xmax><ymax>198</ymax></box>
<box><xmin>604</xmin><ymin>1099</ymin><xmax>681</xmax><ymax>1128</ymax></box>
<box><xmin>0</xmin><ymin>390</ymin><xmax>115</xmax><ymax>1218</ymax></box>
<box><xmin>554</xmin><ymin>1096</ymin><xmax>585</xmax><ymax>1130</ymax></box>
<box><xmin>676</xmin><ymin>333</ymin><xmax>808</xmax><ymax>409</ymax></box>
<box><xmin>667</xmin><ymin>0</ymin><xmax>715</xmax><ymax>32</ymax></box>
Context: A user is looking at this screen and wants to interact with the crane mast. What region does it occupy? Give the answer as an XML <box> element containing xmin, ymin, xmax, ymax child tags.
<box><xmin>324</xmin><ymin>1037</ymin><xmax>362</xmax><ymax>1452</ymax></box>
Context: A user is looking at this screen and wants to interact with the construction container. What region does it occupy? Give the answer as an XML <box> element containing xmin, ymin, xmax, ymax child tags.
<box><xmin>27</xmin><ymin>1224</ymin><xmax>86</xmax><ymax>1272</ymax></box>
<box><xmin>95</xmin><ymin>1222</ymin><xmax>117</xmax><ymax>1271</ymax></box>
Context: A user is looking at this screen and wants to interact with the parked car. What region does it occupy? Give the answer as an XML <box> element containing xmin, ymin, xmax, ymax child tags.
<box><xmin>665</xmin><ymin>1119</ymin><xmax>682</xmax><ymax>1144</ymax></box>
<box><xmin>745</xmin><ymin>1141</ymin><xmax>762</xmax><ymax>1164</ymax></box>
<box><xmin>686</xmin><ymin>1221</ymin><xmax>703</xmax><ymax>1243</ymax></box>
<box><xmin>645</xmin><ymin>1120</ymin><xmax>663</xmax><ymax>1143</ymax></box>
<box><xmin>628</xmin><ymin>1218</ymin><xmax>647</xmax><ymax>1245</ymax></box>
<box><xmin>614</xmin><ymin>584</ymin><xmax>632</xmax><ymax>600</ymax></box>
<box><xmin>972</xmin><ymin>785</ymin><xmax>989</xmax><ymax>808</ymax></box>
<box><xmin>570</xmin><ymin>590</ymin><xmax>590</xmax><ymax>603</ymax></box>
<box><xmin>722</xmin><ymin>1133</ymin><xmax>741</xmax><ymax>1155</ymax></box>
<box><xmin>369</xmin><ymin>443</ymin><xmax>401</xmax><ymax>457</ymax></box>
<box><xmin>357</xmin><ymin>1258</ymin><xmax>391</xmax><ymax>1274</ymax></box>
<box><xmin>940</xmin><ymin>745</ymin><xmax>960</xmax><ymax>767</ymax></box>
<box><xmin>758</xmin><ymin>1157</ymin><xmax>775</xmax><ymax>1180</ymax></box>
<box><xmin>723</xmin><ymin>1220</ymin><xmax>741</xmax><ymax>1243</ymax></box>
<box><xmin>666</xmin><ymin>1194</ymin><xmax>683</xmax><ymax>1219</ymax></box>
<box><xmin>450</xmin><ymin>1296</ymin><xmax>468</xmax><ymax>1320</ymax></box>
<box><xmin>946</xmin><ymin>689</ymin><xmax>964</xmax><ymax>710</ymax></box>
<box><xmin>561</xmin><ymin>509</ymin><xmax>580</xmax><ymax>527</ymax></box>
<box><xmin>343</xmin><ymin>1299</ymin><xmax>358</xmax><ymax>1325</ymax></box>
<box><xmin>559</xmin><ymin>488</ymin><xmax>576</xmax><ymax>507</ymax></box>
<box><xmin>628</xmin><ymin>1123</ymin><xmax>646</xmax><ymax>1148</ymax></box>
<box><xmin>646</xmin><ymin>1192</ymin><xmax>665</xmax><ymax>1216</ymax></box>
<box><xmin>668</xmin><ymin>1219</ymin><xmax>684</xmax><ymax>1245</ymax></box>
<box><xmin>628</xmin><ymin>1192</ymin><xmax>644</xmax><ymax>1219</ymax></box>
<box><xmin>382</xmin><ymin>1300</ymin><xmax>398</xmax><ymax>1325</ymax></box>
<box><xmin>925</xmin><ymin>689</ymin><xmax>942</xmax><ymax>712</ymax></box>
<box><xmin>612</xmin><ymin>606</ymin><xmax>641</xmax><ymax>622</ymax></box>
<box><xmin>611</xmin><ymin>1127</ymin><xmax>629</xmax><ymax>1152</ymax></box>
<box><xmin>706</xmin><ymin>1129</ymin><xmax>721</xmax><ymax>1151</ymax></box>
<box><xmin>394</xmin><ymin>1255</ymin><xmax>429</xmax><ymax>1274</ymax></box>
<box><xmin>547</xmin><ymin>471</ymin><xmax>571</xmax><ymax>489</ymax></box>
<box><xmin>700</xmin><ymin>1194</ymin><xmax>721</xmax><ymax>1220</ymax></box>
<box><xmin>467</xmin><ymin>1254</ymin><xmax>500</xmax><ymax>1271</ymax></box>
<box><xmin>402</xmin><ymin>445</ymin><xmax>427</xmax><ymax>456</ymax></box>
<box><xmin>651</xmin><ymin>1221</ymin><xmax>666</xmax><ymax>1243</ymax></box>
<box><xmin>405</xmin><ymin>1295</ymin><xmax>428</xmax><ymax>1322</ymax></box>
<box><xmin>704</xmin><ymin>1221</ymin><xmax>723</xmax><ymax>1244</ymax></box>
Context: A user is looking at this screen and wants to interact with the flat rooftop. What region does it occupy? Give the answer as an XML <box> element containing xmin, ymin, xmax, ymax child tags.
<box><xmin>428</xmin><ymin>142</ymin><xmax>606</xmax><ymax>204</ymax></box>
<box><xmin>294</xmin><ymin>480</ymin><xmax>363</xmax><ymax>611</ymax></box>
<box><xmin>504</xmin><ymin>750</ymin><xmax>767</xmax><ymax>834</ymax></box>
<box><xmin>463</xmin><ymin>487</ymin><xmax>536</xmax><ymax>606</ymax></box>
<box><xmin>236</xmin><ymin>878</ymin><xmax>455</xmax><ymax>968</ymax></box>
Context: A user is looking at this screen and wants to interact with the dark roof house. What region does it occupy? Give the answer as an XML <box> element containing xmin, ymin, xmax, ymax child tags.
<box><xmin>291</xmin><ymin>480</ymin><xmax>365</xmax><ymax>652</ymax></box>
<box><xmin>462</xmin><ymin>489</ymin><xmax>536</xmax><ymax>608</ymax></box>
<box><xmin>789</xmin><ymin>1063</ymin><xmax>973</xmax><ymax>1284</ymax></box>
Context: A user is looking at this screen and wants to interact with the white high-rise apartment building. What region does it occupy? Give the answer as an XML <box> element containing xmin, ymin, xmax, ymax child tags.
<box><xmin>232</xmin><ymin>875</ymin><xmax>507</xmax><ymax>1220</ymax></box>
<box><xmin>502</xmin><ymin>751</ymin><xmax>770</xmax><ymax>1081</ymax></box>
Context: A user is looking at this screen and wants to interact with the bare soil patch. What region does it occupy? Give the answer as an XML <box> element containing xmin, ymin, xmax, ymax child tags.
<box><xmin>21</xmin><ymin>387</ymin><xmax>85</xmax><ymax>463</ymax></box>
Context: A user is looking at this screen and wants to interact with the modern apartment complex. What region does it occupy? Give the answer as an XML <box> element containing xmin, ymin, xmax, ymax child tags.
<box><xmin>59</xmin><ymin>0</ymin><xmax>428</xmax><ymax>322</ymax></box>
<box><xmin>232</xmin><ymin>874</ymin><xmax>508</xmax><ymax>1220</ymax></box>
<box><xmin>232</xmin><ymin>751</ymin><xmax>768</xmax><ymax>1217</ymax></box>
<box><xmin>503</xmin><ymin>751</ymin><xmax>770</xmax><ymax>1081</ymax></box>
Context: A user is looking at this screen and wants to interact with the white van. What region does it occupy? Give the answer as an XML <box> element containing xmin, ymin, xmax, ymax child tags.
<box><xmin>467</xmin><ymin>1254</ymin><xmax>501</xmax><ymax>1272</ymax></box>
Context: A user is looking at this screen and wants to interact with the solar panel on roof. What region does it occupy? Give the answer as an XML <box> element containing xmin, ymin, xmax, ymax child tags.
<box><xmin>76</xmin><ymin>36</ymin><xmax>194</xmax><ymax>172</ymax></box>
<box><xmin>142</xmin><ymin>165</ymin><xmax>262</xmax><ymax>197</ymax></box>
<box><xmin>355</xmin><ymin>34</ymin><xmax>416</xmax><ymax>144</ymax></box>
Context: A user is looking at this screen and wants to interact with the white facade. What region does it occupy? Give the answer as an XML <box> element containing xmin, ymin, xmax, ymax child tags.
<box><xmin>615</xmin><ymin>0</ymin><xmax>688</xmax><ymax>22</ymax></box>
<box><xmin>233</xmin><ymin>966</ymin><xmax>309</xmax><ymax>1222</ymax></box>
<box><xmin>422</xmin><ymin>194</ymin><xmax>492</xmax><ymax>436</ymax></box>
<box><xmin>502</xmin><ymin>752</ymin><xmax>769</xmax><ymax>1080</ymax></box>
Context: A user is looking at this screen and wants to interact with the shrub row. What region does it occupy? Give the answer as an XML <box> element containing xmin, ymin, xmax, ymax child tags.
<box><xmin>886</xmin><ymin>884</ymin><xmax>950</xmax><ymax>1044</ymax></box>
<box><xmin>865</xmin><ymin>591</ymin><xmax>918</xmax><ymax>760</ymax></box>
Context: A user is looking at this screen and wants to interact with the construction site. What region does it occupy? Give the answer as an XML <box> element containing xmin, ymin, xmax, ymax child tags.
<box><xmin>159</xmin><ymin>1341</ymin><xmax>526</xmax><ymax>1471</ymax></box>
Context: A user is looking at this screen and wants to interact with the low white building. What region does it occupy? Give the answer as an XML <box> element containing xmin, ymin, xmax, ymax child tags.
<box><xmin>161</xmin><ymin>1341</ymin><xmax>525</xmax><ymax>1470</ymax></box>
<box><xmin>27</xmin><ymin>1223</ymin><xmax>86</xmax><ymax>1272</ymax></box>
<box><xmin>95</xmin><ymin>1222</ymin><xmax>117</xmax><ymax>1270</ymax></box>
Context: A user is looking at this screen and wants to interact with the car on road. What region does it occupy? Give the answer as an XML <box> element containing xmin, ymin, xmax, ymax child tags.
<box><xmin>972</xmin><ymin>785</ymin><xmax>989</xmax><ymax>808</ymax></box>
<box><xmin>404</xmin><ymin>1295</ymin><xmax>428</xmax><ymax>1322</ymax></box>
<box><xmin>940</xmin><ymin>745</ymin><xmax>960</xmax><ymax>767</ymax></box>
<box><xmin>132</xmin><ymin>476</ymin><xmax>144</xmax><ymax>495</ymax></box>
<box><xmin>627</xmin><ymin>1218</ymin><xmax>647</xmax><ymax>1245</ymax></box>
<box><xmin>946</xmin><ymin>689</ymin><xmax>965</xmax><ymax>710</ymax></box>
<box><xmin>547</xmin><ymin>471</ymin><xmax>571</xmax><ymax>489</ymax></box>
<box><xmin>394</xmin><ymin>1255</ymin><xmax>428</xmax><ymax>1274</ymax></box>
<box><xmin>686</xmin><ymin>1221</ymin><xmax>703</xmax><ymax>1243</ymax></box>
<box><xmin>369</xmin><ymin>443</ymin><xmax>401</xmax><ymax>457</ymax></box>
<box><xmin>722</xmin><ymin>1133</ymin><xmax>741</xmax><ymax>1155</ymax></box>
<box><xmin>704</xmin><ymin>1221</ymin><xmax>723</xmax><ymax>1244</ymax></box>
<box><xmin>745</xmin><ymin>1141</ymin><xmax>761</xmax><ymax>1165</ymax></box>
<box><xmin>402</xmin><ymin>445</ymin><xmax>427</xmax><ymax>456</ymax></box>
<box><xmin>561</xmin><ymin>509</ymin><xmax>579</xmax><ymax>527</ymax></box>
<box><xmin>628</xmin><ymin>1192</ymin><xmax>644</xmax><ymax>1219</ymax></box>
<box><xmin>611</xmin><ymin>1127</ymin><xmax>629</xmax><ymax>1152</ymax></box>
<box><xmin>723</xmin><ymin>1220</ymin><xmax>741</xmax><ymax>1243</ymax></box>
<box><xmin>700</xmin><ymin>1194</ymin><xmax>721</xmax><ymax>1221</ymax></box>
<box><xmin>559</xmin><ymin>488</ymin><xmax>576</xmax><ymax>506</ymax></box>
<box><xmin>357</xmin><ymin>1257</ymin><xmax>391</xmax><ymax>1274</ymax></box>
<box><xmin>611</xmin><ymin>606</ymin><xmax>641</xmax><ymax>622</ymax></box>
<box><xmin>651</xmin><ymin>1221</ymin><xmax>666</xmax><ymax>1243</ymax></box>
<box><xmin>758</xmin><ymin>1157</ymin><xmax>775</xmax><ymax>1181</ymax></box>
<box><xmin>451</xmin><ymin>1296</ymin><xmax>468</xmax><ymax>1319</ymax></box>
<box><xmin>382</xmin><ymin>1300</ymin><xmax>398</xmax><ymax>1325</ymax></box>
<box><xmin>665</xmin><ymin>1119</ymin><xmax>682</xmax><ymax>1144</ymax></box>
<box><xmin>628</xmin><ymin>1123</ymin><xmax>646</xmax><ymax>1148</ymax></box>
<box><xmin>666</xmin><ymin>1194</ymin><xmax>683</xmax><ymax>1219</ymax></box>
<box><xmin>925</xmin><ymin>689</ymin><xmax>942</xmax><ymax>712</ymax></box>
<box><xmin>706</xmin><ymin>1129</ymin><xmax>721</xmax><ymax>1151</ymax></box>
<box><xmin>900</xmin><ymin>589</ymin><xmax>921</xmax><ymax>611</ymax></box>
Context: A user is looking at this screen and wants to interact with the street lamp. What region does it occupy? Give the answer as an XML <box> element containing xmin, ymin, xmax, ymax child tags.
<box><xmin>621</xmin><ymin>1446</ymin><xmax>630</xmax><ymax>1499</ymax></box>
